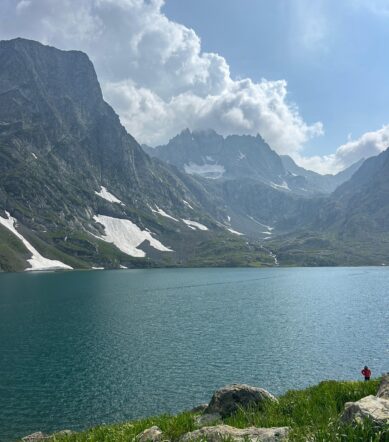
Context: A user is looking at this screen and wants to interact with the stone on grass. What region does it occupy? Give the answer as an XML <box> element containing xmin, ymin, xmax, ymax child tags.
<box><xmin>205</xmin><ymin>384</ymin><xmax>277</xmax><ymax>418</ymax></box>
<box><xmin>136</xmin><ymin>426</ymin><xmax>164</xmax><ymax>442</ymax></box>
<box><xmin>22</xmin><ymin>433</ymin><xmax>49</xmax><ymax>441</ymax></box>
<box><xmin>179</xmin><ymin>425</ymin><xmax>290</xmax><ymax>442</ymax></box>
<box><xmin>194</xmin><ymin>412</ymin><xmax>222</xmax><ymax>427</ymax></box>
<box><xmin>340</xmin><ymin>395</ymin><xmax>389</xmax><ymax>427</ymax></box>
<box><xmin>377</xmin><ymin>373</ymin><xmax>389</xmax><ymax>400</ymax></box>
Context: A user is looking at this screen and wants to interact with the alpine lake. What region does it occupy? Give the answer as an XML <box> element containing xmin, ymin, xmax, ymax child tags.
<box><xmin>0</xmin><ymin>267</ymin><xmax>388</xmax><ymax>441</ymax></box>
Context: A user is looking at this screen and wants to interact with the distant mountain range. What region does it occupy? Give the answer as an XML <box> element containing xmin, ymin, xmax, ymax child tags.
<box><xmin>144</xmin><ymin>129</ymin><xmax>362</xmax><ymax>196</ymax></box>
<box><xmin>0</xmin><ymin>38</ymin><xmax>388</xmax><ymax>271</ymax></box>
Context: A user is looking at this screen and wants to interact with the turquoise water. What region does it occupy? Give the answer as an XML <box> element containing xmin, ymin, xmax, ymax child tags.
<box><xmin>0</xmin><ymin>267</ymin><xmax>388</xmax><ymax>441</ymax></box>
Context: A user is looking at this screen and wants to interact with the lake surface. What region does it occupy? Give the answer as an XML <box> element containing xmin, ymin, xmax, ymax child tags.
<box><xmin>0</xmin><ymin>267</ymin><xmax>388</xmax><ymax>441</ymax></box>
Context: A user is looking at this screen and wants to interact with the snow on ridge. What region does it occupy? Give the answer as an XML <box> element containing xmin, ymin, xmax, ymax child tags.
<box><xmin>182</xmin><ymin>219</ymin><xmax>209</xmax><ymax>231</ymax></box>
<box><xmin>95</xmin><ymin>186</ymin><xmax>124</xmax><ymax>205</ymax></box>
<box><xmin>93</xmin><ymin>214</ymin><xmax>173</xmax><ymax>257</ymax></box>
<box><xmin>184</xmin><ymin>162</ymin><xmax>225</xmax><ymax>179</ymax></box>
<box><xmin>183</xmin><ymin>200</ymin><xmax>194</xmax><ymax>210</ymax></box>
<box><xmin>227</xmin><ymin>227</ymin><xmax>244</xmax><ymax>236</ymax></box>
<box><xmin>0</xmin><ymin>212</ymin><xmax>72</xmax><ymax>271</ymax></box>
<box><xmin>150</xmin><ymin>205</ymin><xmax>179</xmax><ymax>222</ymax></box>
<box><xmin>269</xmin><ymin>181</ymin><xmax>290</xmax><ymax>191</ymax></box>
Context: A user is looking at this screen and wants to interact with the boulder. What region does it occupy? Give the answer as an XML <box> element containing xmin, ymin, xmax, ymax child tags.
<box><xmin>179</xmin><ymin>425</ymin><xmax>290</xmax><ymax>442</ymax></box>
<box><xmin>194</xmin><ymin>412</ymin><xmax>222</xmax><ymax>427</ymax></box>
<box><xmin>190</xmin><ymin>403</ymin><xmax>208</xmax><ymax>414</ymax></box>
<box><xmin>377</xmin><ymin>373</ymin><xmax>389</xmax><ymax>399</ymax></box>
<box><xmin>205</xmin><ymin>384</ymin><xmax>277</xmax><ymax>418</ymax></box>
<box><xmin>136</xmin><ymin>426</ymin><xmax>164</xmax><ymax>442</ymax></box>
<box><xmin>21</xmin><ymin>433</ymin><xmax>49</xmax><ymax>441</ymax></box>
<box><xmin>340</xmin><ymin>395</ymin><xmax>389</xmax><ymax>427</ymax></box>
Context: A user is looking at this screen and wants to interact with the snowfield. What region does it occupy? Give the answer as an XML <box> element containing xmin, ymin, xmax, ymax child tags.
<box><xmin>150</xmin><ymin>206</ymin><xmax>179</xmax><ymax>222</ymax></box>
<box><xmin>93</xmin><ymin>215</ymin><xmax>173</xmax><ymax>257</ymax></box>
<box><xmin>184</xmin><ymin>162</ymin><xmax>225</xmax><ymax>179</ymax></box>
<box><xmin>95</xmin><ymin>186</ymin><xmax>124</xmax><ymax>205</ymax></box>
<box><xmin>0</xmin><ymin>211</ymin><xmax>73</xmax><ymax>271</ymax></box>
<box><xmin>182</xmin><ymin>219</ymin><xmax>209</xmax><ymax>231</ymax></box>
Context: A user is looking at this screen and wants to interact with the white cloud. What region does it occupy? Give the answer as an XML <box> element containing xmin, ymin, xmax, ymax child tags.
<box><xmin>0</xmin><ymin>0</ymin><xmax>323</xmax><ymax>153</ymax></box>
<box><xmin>295</xmin><ymin>125</ymin><xmax>389</xmax><ymax>174</ymax></box>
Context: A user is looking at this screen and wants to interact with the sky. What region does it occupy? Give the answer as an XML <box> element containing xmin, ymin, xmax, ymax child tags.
<box><xmin>1</xmin><ymin>0</ymin><xmax>389</xmax><ymax>174</ymax></box>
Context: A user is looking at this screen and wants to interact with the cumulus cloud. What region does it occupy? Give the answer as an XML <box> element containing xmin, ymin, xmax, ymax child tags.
<box><xmin>295</xmin><ymin>125</ymin><xmax>389</xmax><ymax>174</ymax></box>
<box><xmin>0</xmin><ymin>0</ymin><xmax>323</xmax><ymax>152</ymax></box>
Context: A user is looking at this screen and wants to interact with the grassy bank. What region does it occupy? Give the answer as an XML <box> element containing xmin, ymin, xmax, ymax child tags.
<box><xmin>49</xmin><ymin>379</ymin><xmax>387</xmax><ymax>442</ymax></box>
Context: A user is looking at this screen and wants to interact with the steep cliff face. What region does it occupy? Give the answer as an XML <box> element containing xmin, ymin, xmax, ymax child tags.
<box><xmin>0</xmin><ymin>38</ymin><xmax>272</xmax><ymax>271</ymax></box>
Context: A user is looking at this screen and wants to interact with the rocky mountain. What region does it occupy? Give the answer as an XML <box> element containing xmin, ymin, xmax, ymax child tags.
<box><xmin>144</xmin><ymin>130</ymin><xmax>363</xmax><ymax>240</ymax></box>
<box><xmin>0</xmin><ymin>38</ymin><xmax>274</xmax><ymax>271</ymax></box>
<box><xmin>145</xmin><ymin>129</ymin><xmax>361</xmax><ymax>196</ymax></box>
<box><xmin>280</xmin><ymin>155</ymin><xmax>364</xmax><ymax>194</ymax></box>
<box><xmin>269</xmin><ymin>148</ymin><xmax>389</xmax><ymax>265</ymax></box>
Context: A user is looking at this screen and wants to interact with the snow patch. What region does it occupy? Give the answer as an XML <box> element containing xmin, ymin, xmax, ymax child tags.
<box><xmin>95</xmin><ymin>186</ymin><xmax>124</xmax><ymax>205</ymax></box>
<box><xmin>91</xmin><ymin>267</ymin><xmax>104</xmax><ymax>270</ymax></box>
<box><xmin>0</xmin><ymin>212</ymin><xmax>72</xmax><ymax>271</ymax></box>
<box><xmin>183</xmin><ymin>200</ymin><xmax>194</xmax><ymax>210</ymax></box>
<box><xmin>120</xmin><ymin>265</ymin><xmax>128</xmax><ymax>269</ymax></box>
<box><xmin>205</xmin><ymin>155</ymin><xmax>215</xmax><ymax>162</ymax></box>
<box><xmin>269</xmin><ymin>181</ymin><xmax>290</xmax><ymax>191</ymax></box>
<box><xmin>227</xmin><ymin>228</ymin><xmax>243</xmax><ymax>236</ymax></box>
<box><xmin>93</xmin><ymin>214</ymin><xmax>173</xmax><ymax>257</ymax></box>
<box><xmin>182</xmin><ymin>219</ymin><xmax>209</xmax><ymax>231</ymax></box>
<box><xmin>31</xmin><ymin>153</ymin><xmax>38</xmax><ymax>159</ymax></box>
<box><xmin>150</xmin><ymin>205</ymin><xmax>179</xmax><ymax>222</ymax></box>
<box><xmin>238</xmin><ymin>151</ymin><xmax>246</xmax><ymax>160</ymax></box>
<box><xmin>248</xmin><ymin>216</ymin><xmax>274</xmax><ymax>231</ymax></box>
<box><xmin>184</xmin><ymin>162</ymin><xmax>225</xmax><ymax>179</ymax></box>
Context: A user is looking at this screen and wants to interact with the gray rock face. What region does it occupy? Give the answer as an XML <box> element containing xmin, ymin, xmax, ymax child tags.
<box><xmin>190</xmin><ymin>403</ymin><xmax>208</xmax><ymax>414</ymax></box>
<box><xmin>136</xmin><ymin>426</ymin><xmax>164</xmax><ymax>442</ymax></box>
<box><xmin>377</xmin><ymin>373</ymin><xmax>389</xmax><ymax>399</ymax></box>
<box><xmin>21</xmin><ymin>432</ymin><xmax>49</xmax><ymax>441</ymax></box>
<box><xmin>205</xmin><ymin>384</ymin><xmax>277</xmax><ymax>418</ymax></box>
<box><xmin>340</xmin><ymin>395</ymin><xmax>389</xmax><ymax>427</ymax></box>
<box><xmin>179</xmin><ymin>425</ymin><xmax>289</xmax><ymax>442</ymax></box>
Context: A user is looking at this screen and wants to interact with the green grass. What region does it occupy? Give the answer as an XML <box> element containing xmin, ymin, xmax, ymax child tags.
<box><xmin>47</xmin><ymin>379</ymin><xmax>388</xmax><ymax>442</ymax></box>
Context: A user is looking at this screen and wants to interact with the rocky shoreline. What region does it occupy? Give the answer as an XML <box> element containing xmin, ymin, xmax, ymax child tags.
<box><xmin>20</xmin><ymin>376</ymin><xmax>389</xmax><ymax>442</ymax></box>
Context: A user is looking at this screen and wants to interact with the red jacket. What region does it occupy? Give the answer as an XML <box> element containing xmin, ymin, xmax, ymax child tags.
<box><xmin>362</xmin><ymin>368</ymin><xmax>371</xmax><ymax>377</ymax></box>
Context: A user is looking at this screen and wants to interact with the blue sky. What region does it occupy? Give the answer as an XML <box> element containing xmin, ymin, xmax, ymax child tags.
<box><xmin>1</xmin><ymin>0</ymin><xmax>389</xmax><ymax>173</ymax></box>
<box><xmin>163</xmin><ymin>0</ymin><xmax>389</xmax><ymax>158</ymax></box>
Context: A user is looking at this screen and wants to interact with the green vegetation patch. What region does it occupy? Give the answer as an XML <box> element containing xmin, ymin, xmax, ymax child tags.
<box><xmin>49</xmin><ymin>379</ymin><xmax>388</xmax><ymax>442</ymax></box>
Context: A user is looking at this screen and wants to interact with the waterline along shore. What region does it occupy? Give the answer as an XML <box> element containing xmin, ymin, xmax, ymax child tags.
<box><xmin>19</xmin><ymin>376</ymin><xmax>389</xmax><ymax>442</ymax></box>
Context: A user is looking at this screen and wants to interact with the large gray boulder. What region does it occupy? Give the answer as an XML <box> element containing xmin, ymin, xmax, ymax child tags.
<box><xmin>135</xmin><ymin>426</ymin><xmax>165</xmax><ymax>442</ymax></box>
<box><xmin>205</xmin><ymin>384</ymin><xmax>277</xmax><ymax>418</ymax></box>
<box><xmin>179</xmin><ymin>425</ymin><xmax>289</xmax><ymax>442</ymax></box>
<box><xmin>377</xmin><ymin>373</ymin><xmax>389</xmax><ymax>399</ymax></box>
<box><xmin>340</xmin><ymin>395</ymin><xmax>389</xmax><ymax>427</ymax></box>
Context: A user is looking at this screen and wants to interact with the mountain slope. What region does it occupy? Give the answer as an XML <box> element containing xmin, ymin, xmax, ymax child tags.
<box><xmin>0</xmin><ymin>38</ymin><xmax>273</xmax><ymax>271</ymax></box>
<box><xmin>269</xmin><ymin>149</ymin><xmax>389</xmax><ymax>265</ymax></box>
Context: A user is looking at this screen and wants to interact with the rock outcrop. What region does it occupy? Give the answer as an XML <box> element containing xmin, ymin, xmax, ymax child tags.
<box><xmin>179</xmin><ymin>425</ymin><xmax>289</xmax><ymax>442</ymax></box>
<box><xmin>21</xmin><ymin>433</ymin><xmax>49</xmax><ymax>441</ymax></box>
<box><xmin>205</xmin><ymin>384</ymin><xmax>277</xmax><ymax>418</ymax></box>
<box><xmin>135</xmin><ymin>426</ymin><xmax>165</xmax><ymax>442</ymax></box>
<box><xmin>340</xmin><ymin>395</ymin><xmax>389</xmax><ymax>427</ymax></box>
<box><xmin>377</xmin><ymin>373</ymin><xmax>389</xmax><ymax>399</ymax></box>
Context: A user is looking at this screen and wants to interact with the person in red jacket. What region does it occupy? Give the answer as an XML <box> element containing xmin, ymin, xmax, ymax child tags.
<box><xmin>361</xmin><ymin>365</ymin><xmax>371</xmax><ymax>381</ymax></box>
